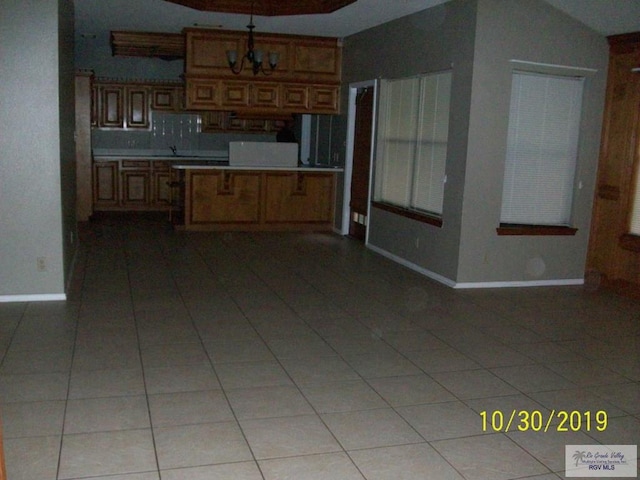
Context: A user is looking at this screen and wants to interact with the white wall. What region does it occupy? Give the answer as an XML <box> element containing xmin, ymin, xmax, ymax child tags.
<box><xmin>0</xmin><ymin>0</ymin><xmax>75</xmax><ymax>300</ymax></box>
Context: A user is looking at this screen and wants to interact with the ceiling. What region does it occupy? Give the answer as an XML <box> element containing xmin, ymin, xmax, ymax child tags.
<box><xmin>74</xmin><ymin>0</ymin><xmax>640</xmax><ymax>42</ymax></box>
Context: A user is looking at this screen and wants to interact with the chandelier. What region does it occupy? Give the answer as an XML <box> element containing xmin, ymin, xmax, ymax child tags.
<box><xmin>226</xmin><ymin>6</ymin><xmax>279</xmax><ymax>75</ymax></box>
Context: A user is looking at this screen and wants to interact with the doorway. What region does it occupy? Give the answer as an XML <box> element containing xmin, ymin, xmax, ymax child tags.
<box><xmin>344</xmin><ymin>82</ymin><xmax>377</xmax><ymax>242</ymax></box>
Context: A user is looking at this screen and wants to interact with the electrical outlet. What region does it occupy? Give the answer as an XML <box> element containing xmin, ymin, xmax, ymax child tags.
<box><xmin>36</xmin><ymin>257</ymin><xmax>47</xmax><ymax>272</ymax></box>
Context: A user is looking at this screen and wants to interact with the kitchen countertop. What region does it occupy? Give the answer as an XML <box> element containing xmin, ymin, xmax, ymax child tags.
<box><xmin>92</xmin><ymin>148</ymin><xmax>229</xmax><ymax>161</ymax></box>
<box><xmin>171</xmin><ymin>163</ymin><xmax>344</xmax><ymax>172</ymax></box>
<box><xmin>92</xmin><ymin>149</ymin><xmax>343</xmax><ymax>171</ymax></box>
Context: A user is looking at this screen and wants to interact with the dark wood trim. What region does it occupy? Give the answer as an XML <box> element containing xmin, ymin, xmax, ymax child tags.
<box><xmin>371</xmin><ymin>201</ymin><xmax>443</xmax><ymax>227</ymax></box>
<box><xmin>497</xmin><ymin>224</ymin><xmax>578</xmax><ymax>236</ymax></box>
<box><xmin>596</xmin><ymin>184</ymin><xmax>621</xmax><ymax>201</ymax></box>
<box><xmin>619</xmin><ymin>233</ymin><xmax>640</xmax><ymax>252</ymax></box>
<box><xmin>607</xmin><ymin>32</ymin><xmax>640</xmax><ymax>54</ymax></box>
<box><xmin>599</xmin><ymin>275</ymin><xmax>640</xmax><ymax>300</ymax></box>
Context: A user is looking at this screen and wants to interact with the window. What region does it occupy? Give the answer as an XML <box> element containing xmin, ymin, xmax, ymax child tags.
<box><xmin>499</xmin><ymin>71</ymin><xmax>584</xmax><ymax>232</ymax></box>
<box><xmin>374</xmin><ymin>71</ymin><xmax>452</xmax><ymax>222</ymax></box>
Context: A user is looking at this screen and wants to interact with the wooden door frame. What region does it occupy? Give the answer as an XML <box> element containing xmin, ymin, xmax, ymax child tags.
<box><xmin>341</xmin><ymin>79</ymin><xmax>378</xmax><ymax>242</ymax></box>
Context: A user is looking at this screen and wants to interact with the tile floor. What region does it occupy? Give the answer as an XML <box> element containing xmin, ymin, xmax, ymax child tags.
<box><xmin>0</xmin><ymin>213</ymin><xmax>638</xmax><ymax>480</ymax></box>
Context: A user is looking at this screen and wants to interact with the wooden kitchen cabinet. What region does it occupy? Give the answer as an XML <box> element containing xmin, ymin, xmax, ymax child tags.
<box><xmin>151</xmin><ymin>86</ymin><xmax>185</xmax><ymax>111</ymax></box>
<box><xmin>220</xmin><ymin>81</ymin><xmax>251</xmax><ymax>108</ymax></box>
<box><xmin>183</xmin><ymin>168</ymin><xmax>337</xmax><ymax>231</ymax></box>
<box><xmin>184</xmin><ymin>28</ymin><xmax>341</xmax><ymax>82</ymax></box>
<box><xmin>93</xmin><ymin>159</ymin><xmax>173</xmax><ymax>211</ymax></box>
<box><xmin>121</xmin><ymin>169</ymin><xmax>151</xmax><ymax>207</ymax></box>
<box><xmin>186</xmin><ymin>78</ymin><xmax>222</xmax><ymax>109</ymax></box>
<box><xmin>264</xmin><ymin>172</ymin><xmax>335</xmax><ymax>223</ymax></box>
<box><xmin>126</xmin><ymin>87</ymin><xmax>149</xmax><ymax>128</ymax></box>
<box><xmin>200</xmin><ymin>111</ymin><xmax>275</xmax><ymax>134</ymax></box>
<box><xmin>183</xmin><ymin>28</ymin><xmax>341</xmax><ymax>114</ymax></box>
<box><xmin>188</xmin><ymin>170</ymin><xmax>262</xmax><ymax>224</ymax></box>
<box><xmin>93</xmin><ymin>161</ymin><xmax>119</xmax><ymax>207</ymax></box>
<box><xmin>152</xmin><ymin>161</ymin><xmax>172</xmax><ymax>207</ymax></box>
<box><xmin>120</xmin><ymin>160</ymin><xmax>151</xmax><ymax>208</ymax></box>
<box><xmin>310</xmin><ymin>85</ymin><xmax>339</xmax><ymax>112</ymax></box>
<box><xmin>99</xmin><ymin>86</ymin><xmax>124</xmax><ymax>128</ymax></box>
<box><xmin>94</xmin><ymin>81</ymin><xmax>184</xmax><ymax>129</ymax></box>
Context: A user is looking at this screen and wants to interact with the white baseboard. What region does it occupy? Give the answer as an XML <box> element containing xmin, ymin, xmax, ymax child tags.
<box><xmin>453</xmin><ymin>279</ymin><xmax>584</xmax><ymax>289</ymax></box>
<box><xmin>366</xmin><ymin>243</ymin><xmax>457</xmax><ymax>287</ymax></box>
<box><xmin>366</xmin><ymin>243</ymin><xmax>584</xmax><ymax>289</ymax></box>
<box><xmin>0</xmin><ymin>294</ymin><xmax>67</xmax><ymax>303</ymax></box>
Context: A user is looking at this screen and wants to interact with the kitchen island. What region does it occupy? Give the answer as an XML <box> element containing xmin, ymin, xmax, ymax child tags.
<box><xmin>172</xmin><ymin>164</ymin><xmax>342</xmax><ymax>231</ymax></box>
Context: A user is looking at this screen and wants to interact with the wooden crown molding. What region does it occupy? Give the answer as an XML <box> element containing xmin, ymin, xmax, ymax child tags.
<box><xmin>162</xmin><ymin>0</ymin><xmax>356</xmax><ymax>16</ymax></box>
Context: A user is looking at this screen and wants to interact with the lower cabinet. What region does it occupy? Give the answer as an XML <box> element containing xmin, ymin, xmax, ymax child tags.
<box><xmin>93</xmin><ymin>161</ymin><xmax>120</xmax><ymax>207</ymax></box>
<box><xmin>93</xmin><ymin>159</ymin><xmax>172</xmax><ymax>211</ymax></box>
<box><xmin>184</xmin><ymin>169</ymin><xmax>336</xmax><ymax>231</ymax></box>
<box><xmin>264</xmin><ymin>172</ymin><xmax>335</xmax><ymax>223</ymax></box>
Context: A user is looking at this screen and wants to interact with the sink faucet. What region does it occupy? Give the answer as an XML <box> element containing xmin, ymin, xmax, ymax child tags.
<box><xmin>169</xmin><ymin>145</ymin><xmax>177</xmax><ymax>156</ymax></box>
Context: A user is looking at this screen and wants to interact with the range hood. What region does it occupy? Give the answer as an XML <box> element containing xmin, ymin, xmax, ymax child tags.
<box><xmin>110</xmin><ymin>31</ymin><xmax>185</xmax><ymax>60</ymax></box>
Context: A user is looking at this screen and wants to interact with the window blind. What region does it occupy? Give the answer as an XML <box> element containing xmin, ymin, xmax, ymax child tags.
<box><xmin>500</xmin><ymin>72</ymin><xmax>584</xmax><ymax>226</ymax></box>
<box><xmin>375</xmin><ymin>71</ymin><xmax>451</xmax><ymax>216</ymax></box>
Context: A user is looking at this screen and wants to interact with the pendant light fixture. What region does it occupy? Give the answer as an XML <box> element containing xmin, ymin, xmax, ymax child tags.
<box><xmin>226</xmin><ymin>1</ymin><xmax>279</xmax><ymax>75</ymax></box>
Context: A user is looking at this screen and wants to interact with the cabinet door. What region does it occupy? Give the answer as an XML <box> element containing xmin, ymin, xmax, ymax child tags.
<box><xmin>220</xmin><ymin>81</ymin><xmax>250</xmax><ymax>108</ymax></box>
<box><xmin>122</xmin><ymin>170</ymin><xmax>150</xmax><ymax>206</ymax></box>
<box><xmin>152</xmin><ymin>162</ymin><xmax>172</xmax><ymax>206</ymax></box>
<box><xmin>310</xmin><ymin>85</ymin><xmax>339</xmax><ymax>113</ymax></box>
<box><xmin>126</xmin><ymin>87</ymin><xmax>149</xmax><ymax>128</ymax></box>
<box><xmin>99</xmin><ymin>87</ymin><xmax>124</xmax><ymax>128</ymax></box>
<box><xmin>264</xmin><ymin>172</ymin><xmax>334</xmax><ymax>223</ymax></box>
<box><xmin>292</xmin><ymin>41</ymin><xmax>341</xmax><ymax>80</ymax></box>
<box><xmin>251</xmin><ymin>83</ymin><xmax>281</xmax><ymax>110</ymax></box>
<box><xmin>93</xmin><ymin>161</ymin><xmax>119</xmax><ymax>207</ymax></box>
<box><xmin>282</xmin><ymin>85</ymin><xmax>309</xmax><ymax>110</ymax></box>
<box><xmin>151</xmin><ymin>87</ymin><xmax>177</xmax><ymax>111</ymax></box>
<box><xmin>186</xmin><ymin>79</ymin><xmax>222</xmax><ymax>109</ymax></box>
<box><xmin>188</xmin><ymin>171</ymin><xmax>261</xmax><ymax>224</ymax></box>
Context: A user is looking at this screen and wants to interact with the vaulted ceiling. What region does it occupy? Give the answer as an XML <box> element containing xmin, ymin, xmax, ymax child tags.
<box><xmin>75</xmin><ymin>0</ymin><xmax>640</xmax><ymax>43</ymax></box>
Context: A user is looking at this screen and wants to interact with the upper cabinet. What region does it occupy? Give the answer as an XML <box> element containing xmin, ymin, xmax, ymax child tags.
<box><xmin>183</xmin><ymin>28</ymin><xmax>342</xmax><ymax>114</ymax></box>
<box><xmin>93</xmin><ymin>81</ymin><xmax>184</xmax><ymax>130</ymax></box>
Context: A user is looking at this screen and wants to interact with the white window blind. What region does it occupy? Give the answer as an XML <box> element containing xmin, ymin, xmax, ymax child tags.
<box><xmin>500</xmin><ymin>72</ymin><xmax>584</xmax><ymax>226</ymax></box>
<box><xmin>375</xmin><ymin>71</ymin><xmax>451</xmax><ymax>216</ymax></box>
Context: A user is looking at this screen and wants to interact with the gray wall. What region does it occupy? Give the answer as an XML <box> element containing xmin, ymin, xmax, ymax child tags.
<box><xmin>342</xmin><ymin>0</ymin><xmax>478</xmax><ymax>282</ymax></box>
<box><xmin>340</xmin><ymin>0</ymin><xmax>608</xmax><ymax>285</ymax></box>
<box><xmin>457</xmin><ymin>0</ymin><xmax>608</xmax><ymax>284</ymax></box>
<box><xmin>0</xmin><ymin>0</ymin><xmax>77</xmax><ymax>298</ymax></box>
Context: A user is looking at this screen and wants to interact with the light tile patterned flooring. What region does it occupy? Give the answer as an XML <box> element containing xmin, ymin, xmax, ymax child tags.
<box><xmin>0</xmin><ymin>213</ymin><xmax>638</xmax><ymax>479</ymax></box>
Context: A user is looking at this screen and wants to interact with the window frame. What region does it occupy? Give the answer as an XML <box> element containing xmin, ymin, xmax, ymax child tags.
<box><xmin>372</xmin><ymin>70</ymin><xmax>452</xmax><ymax>226</ymax></box>
<box><xmin>497</xmin><ymin>60</ymin><xmax>597</xmax><ymax>237</ymax></box>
